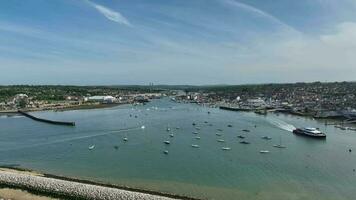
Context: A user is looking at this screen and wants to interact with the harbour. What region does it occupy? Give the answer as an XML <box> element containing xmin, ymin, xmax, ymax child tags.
<box><xmin>0</xmin><ymin>98</ymin><xmax>355</xmax><ymax>200</ymax></box>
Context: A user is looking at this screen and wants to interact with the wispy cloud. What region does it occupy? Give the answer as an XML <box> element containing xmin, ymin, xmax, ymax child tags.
<box><xmin>87</xmin><ymin>0</ymin><xmax>131</xmax><ymax>26</ymax></box>
<box><xmin>222</xmin><ymin>0</ymin><xmax>299</xmax><ymax>34</ymax></box>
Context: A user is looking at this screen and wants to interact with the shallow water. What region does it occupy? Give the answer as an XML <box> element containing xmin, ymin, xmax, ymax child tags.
<box><xmin>0</xmin><ymin>99</ymin><xmax>355</xmax><ymax>200</ymax></box>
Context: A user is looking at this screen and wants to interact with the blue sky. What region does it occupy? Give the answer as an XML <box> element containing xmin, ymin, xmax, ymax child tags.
<box><xmin>1</xmin><ymin>0</ymin><xmax>356</xmax><ymax>85</ymax></box>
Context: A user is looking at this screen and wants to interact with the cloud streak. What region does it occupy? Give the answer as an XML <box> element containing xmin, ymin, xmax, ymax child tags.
<box><xmin>222</xmin><ymin>0</ymin><xmax>299</xmax><ymax>34</ymax></box>
<box><xmin>87</xmin><ymin>0</ymin><xmax>131</xmax><ymax>26</ymax></box>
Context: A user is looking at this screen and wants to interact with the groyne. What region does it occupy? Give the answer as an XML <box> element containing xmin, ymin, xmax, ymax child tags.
<box><xmin>18</xmin><ymin>110</ymin><xmax>75</xmax><ymax>126</ymax></box>
<box><xmin>219</xmin><ymin>106</ymin><xmax>252</xmax><ymax>112</ymax></box>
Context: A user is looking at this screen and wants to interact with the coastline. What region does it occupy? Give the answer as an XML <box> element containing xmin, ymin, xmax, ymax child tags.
<box><xmin>0</xmin><ymin>103</ymin><xmax>128</xmax><ymax>115</ymax></box>
<box><xmin>0</xmin><ymin>167</ymin><xmax>201</xmax><ymax>200</ymax></box>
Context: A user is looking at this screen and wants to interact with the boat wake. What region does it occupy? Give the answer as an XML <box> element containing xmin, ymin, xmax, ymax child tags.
<box><xmin>267</xmin><ymin>118</ymin><xmax>296</xmax><ymax>132</ymax></box>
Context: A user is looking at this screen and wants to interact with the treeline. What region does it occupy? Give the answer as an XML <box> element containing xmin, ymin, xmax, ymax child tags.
<box><xmin>0</xmin><ymin>85</ymin><xmax>162</xmax><ymax>102</ymax></box>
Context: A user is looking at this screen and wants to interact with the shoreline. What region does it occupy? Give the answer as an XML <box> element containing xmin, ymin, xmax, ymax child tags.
<box><xmin>0</xmin><ymin>167</ymin><xmax>202</xmax><ymax>200</ymax></box>
<box><xmin>0</xmin><ymin>103</ymin><xmax>129</xmax><ymax>115</ymax></box>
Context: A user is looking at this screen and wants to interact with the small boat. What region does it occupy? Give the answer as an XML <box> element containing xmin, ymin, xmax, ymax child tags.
<box><xmin>237</xmin><ymin>135</ymin><xmax>246</xmax><ymax>139</ymax></box>
<box><xmin>227</xmin><ymin>124</ymin><xmax>233</xmax><ymax>127</ymax></box>
<box><xmin>88</xmin><ymin>145</ymin><xmax>95</xmax><ymax>150</ymax></box>
<box><xmin>192</xmin><ymin>122</ymin><xmax>196</xmax><ymax>126</ymax></box>
<box><xmin>240</xmin><ymin>141</ymin><xmax>250</xmax><ymax>144</ymax></box>
<box><xmin>217</xmin><ymin>129</ymin><xmax>223</xmax><ymax>132</ymax></box>
<box><xmin>123</xmin><ymin>137</ymin><xmax>128</xmax><ymax>142</ymax></box>
<box><xmin>273</xmin><ymin>136</ymin><xmax>286</xmax><ymax>148</ymax></box>
<box><xmin>166</xmin><ymin>127</ymin><xmax>171</xmax><ymax>132</ymax></box>
<box><xmin>114</xmin><ymin>145</ymin><xmax>119</xmax><ymax>150</ymax></box>
<box><xmin>164</xmin><ymin>140</ymin><xmax>170</xmax><ymax>144</ymax></box>
<box><xmin>193</xmin><ymin>131</ymin><xmax>199</xmax><ymax>134</ymax></box>
<box><xmin>195</xmin><ymin>127</ymin><xmax>201</xmax><ymax>130</ymax></box>
<box><xmin>195</xmin><ymin>136</ymin><xmax>201</xmax><ymax>140</ymax></box>
<box><xmin>260</xmin><ymin>150</ymin><xmax>270</xmax><ymax>154</ymax></box>
<box><xmin>242</xmin><ymin>129</ymin><xmax>250</xmax><ymax>132</ymax></box>
<box><xmin>141</xmin><ymin>125</ymin><xmax>145</xmax><ymax>129</ymax></box>
<box><xmin>261</xmin><ymin>136</ymin><xmax>272</xmax><ymax>140</ymax></box>
<box><xmin>273</xmin><ymin>144</ymin><xmax>286</xmax><ymax>148</ymax></box>
<box><xmin>217</xmin><ymin>139</ymin><xmax>225</xmax><ymax>143</ymax></box>
<box><xmin>191</xmin><ymin>144</ymin><xmax>200</xmax><ymax>148</ymax></box>
<box><xmin>163</xmin><ymin>150</ymin><xmax>169</xmax><ymax>154</ymax></box>
<box><xmin>216</xmin><ymin>133</ymin><xmax>222</xmax><ymax>136</ymax></box>
<box><xmin>175</xmin><ymin>127</ymin><xmax>180</xmax><ymax>130</ymax></box>
<box><xmin>169</xmin><ymin>134</ymin><xmax>174</xmax><ymax>137</ymax></box>
<box><xmin>222</xmin><ymin>147</ymin><xmax>231</xmax><ymax>151</ymax></box>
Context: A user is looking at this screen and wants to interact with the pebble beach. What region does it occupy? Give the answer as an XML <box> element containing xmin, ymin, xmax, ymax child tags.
<box><xmin>0</xmin><ymin>169</ymin><xmax>177</xmax><ymax>200</ymax></box>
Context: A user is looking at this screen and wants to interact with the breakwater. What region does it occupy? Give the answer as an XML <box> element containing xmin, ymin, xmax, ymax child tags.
<box><xmin>219</xmin><ymin>106</ymin><xmax>252</xmax><ymax>112</ymax></box>
<box><xmin>0</xmin><ymin>170</ymin><xmax>177</xmax><ymax>200</ymax></box>
<box><xmin>18</xmin><ymin>110</ymin><xmax>75</xmax><ymax>126</ymax></box>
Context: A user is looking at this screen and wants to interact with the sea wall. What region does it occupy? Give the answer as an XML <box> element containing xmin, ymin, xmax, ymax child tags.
<box><xmin>0</xmin><ymin>170</ymin><xmax>176</xmax><ymax>200</ymax></box>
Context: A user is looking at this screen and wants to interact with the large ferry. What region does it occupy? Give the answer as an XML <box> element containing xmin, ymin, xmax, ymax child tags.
<box><xmin>293</xmin><ymin>127</ymin><xmax>326</xmax><ymax>138</ymax></box>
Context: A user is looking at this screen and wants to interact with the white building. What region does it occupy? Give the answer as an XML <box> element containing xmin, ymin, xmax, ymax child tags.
<box><xmin>246</xmin><ymin>98</ymin><xmax>267</xmax><ymax>108</ymax></box>
<box><xmin>86</xmin><ymin>96</ymin><xmax>116</xmax><ymax>104</ymax></box>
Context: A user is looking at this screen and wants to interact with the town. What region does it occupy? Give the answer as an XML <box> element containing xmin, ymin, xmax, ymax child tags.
<box><xmin>172</xmin><ymin>81</ymin><xmax>356</xmax><ymax>121</ymax></box>
<box><xmin>0</xmin><ymin>85</ymin><xmax>162</xmax><ymax>113</ymax></box>
<box><xmin>1</xmin><ymin>82</ymin><xmax>356</xmax><ymax>122</ymax></box>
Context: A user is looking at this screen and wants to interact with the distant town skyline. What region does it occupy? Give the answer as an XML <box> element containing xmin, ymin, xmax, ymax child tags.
<box><xmin>1</xmin><ymin>0</ymin><xmax>356</xmax><ymax>85</ymax></box>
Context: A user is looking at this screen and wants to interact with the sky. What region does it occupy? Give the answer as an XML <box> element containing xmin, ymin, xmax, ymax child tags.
<box><xmin>1</xmin><ymin>0</ymin><xmax>356</xmax><ymax>85</ymax></box>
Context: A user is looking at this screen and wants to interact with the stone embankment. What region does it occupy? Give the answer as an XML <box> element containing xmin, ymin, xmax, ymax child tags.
<box><xmin>0</xmin><ymin>170</ymin><xmax>176</xmax><ymax>200</ymax></box>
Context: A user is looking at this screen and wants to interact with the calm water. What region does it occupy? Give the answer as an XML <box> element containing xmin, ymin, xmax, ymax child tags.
<box><xmin>0</xmin><ymin>99</ymin><xmax>355</xmax><ymax>200</ymax></box>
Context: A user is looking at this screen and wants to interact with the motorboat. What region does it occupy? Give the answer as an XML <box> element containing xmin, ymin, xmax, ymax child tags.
<box><xmin>261</xmin><ymin>136</ymin><xmax>272</xmax><ymax>140</ymax></box>
<box><xmin>260</xmin><ymin>150</ymin><xmax>270</xmax><ymax>153</ymax></box>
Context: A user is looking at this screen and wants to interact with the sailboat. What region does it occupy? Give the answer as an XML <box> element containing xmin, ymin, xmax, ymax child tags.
<box><xmin>273</xmin><ymin>136</ymin><xmax>286</xmax><ymax>148</ymax></box>
<box><xmin>88</xmin><ymin>145</ymin><xmax>95</xmax><ymax>150</ymax></box>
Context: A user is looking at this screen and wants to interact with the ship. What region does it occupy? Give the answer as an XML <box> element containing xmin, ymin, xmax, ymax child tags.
<box><xmin>292</xmin><ymin>127</ymin><xmax>326</xmax><ymax>138</ymax></box>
